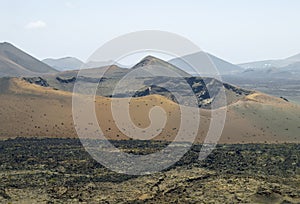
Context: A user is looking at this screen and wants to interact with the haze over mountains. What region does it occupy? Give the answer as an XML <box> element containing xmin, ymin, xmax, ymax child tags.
<box><xmin>221</xmin><ymin>52</ymin><xmax>300</xmax><ymax>104</ymax></box>
<box><xmin>42</xmin><ymin>57</ymin><xmax>84</xmax><ymax>71</ymax></box>
<box><xmin>239</xmin><ymin>53</ymin><xmax>300</xmax><ymax>69</ymax></box>
<box><xmin>43</xmin><ymin>57</ymin><xmax>125</xmax><ymax>71</ymax></box>
<box><xmin>236</xmin><ymin>52</ymin><xmax>300</xmax><ymax>80</ymax></box>
<box><xmin>1</xmin><ymin>42</ymin><xmax>300</xmax><ymax>104</ymax></box>
<box><xmin>39</xmin><ymin>43</ymin><xmax>300</xmax><ymax>104</ymax></box>
<box><xmin>0</xmin><ymin>43</ymin><xmax>298</xmax><ymax>144</ymax></box>
<box><xmin>37</xmin><ymin>55</ymin><xmax>251</xmax><ymax>110</ymax></box>
<box><xmin>43</xmin><ymin>51</ymin><xmax>244</xmax><ymax>76</ymax></box>
<box><xmin>2</xmin><ymin>41</ymin><xmax>299</xmax><ymax>81</ymax></box>
<box><xmin>169</xmin><ymin>52</ymin><xmax>243</xmax><ymax>76</ymax></box>
<box><xmin>43</xmin><ymin>50</ymin><xmax>300</xmax><ymax>81</ymax></box>
<box><xmin>41</xmin><ymin>51</ymin><xmax>300</xmax><ymax>82</ymax></box>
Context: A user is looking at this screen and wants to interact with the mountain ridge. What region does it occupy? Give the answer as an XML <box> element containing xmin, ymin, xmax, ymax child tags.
<box><xmin>169</xmin><ymin>52</ymin><xmax>243</xmax><ymax>76</ymax></box>
<box><xmin>42</xmin><ymin>57</ymin><xmax>84</xmax><ymax>71</ymax></box>
<box><xmin>238</xmin><ymin>52</ymin><xmax>300</xmax><ymax>69</ymax></box>
<box><xmin>0</xmin><ymin>42</ymin><xmax>58</xmax><ymax>77</ymax></box>
<box><xmin>132</xmin><ymin>55</ymin><xmax>191</xmax><ymax>77</ymax></box>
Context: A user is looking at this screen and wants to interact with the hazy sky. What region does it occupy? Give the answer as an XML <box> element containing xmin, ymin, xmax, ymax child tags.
<box><xmin>1</xmin><ymin>0</ymin><xmax>300</xmax><ymax>64</ymax></box>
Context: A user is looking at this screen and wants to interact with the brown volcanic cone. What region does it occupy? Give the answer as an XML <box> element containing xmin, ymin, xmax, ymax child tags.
<box><xmin>0</xmin><ymin>77</ymin><xmax>299</xmax><ymax>144</ymax></box>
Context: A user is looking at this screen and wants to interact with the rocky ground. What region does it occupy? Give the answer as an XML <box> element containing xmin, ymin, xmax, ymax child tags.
<box><xmin>0</xmin><ymin>138</ymin><xmax>299</xmax><ymax>203</ymax></box>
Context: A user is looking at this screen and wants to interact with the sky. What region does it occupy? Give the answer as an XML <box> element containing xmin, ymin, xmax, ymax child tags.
<box><xmin>1</xmin><ymin>0</ymin><xmax>300</xmax><ymax>64</ymax></box>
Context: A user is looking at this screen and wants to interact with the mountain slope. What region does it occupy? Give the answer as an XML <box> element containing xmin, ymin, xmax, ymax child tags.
<box><xmin>232</xmin><ymin>53</ymin><xmax>300</xmax><ymax>80</ymax></box>
<box><xmin>0</xmin><ymin>42</ymin><xmax>58</xmax><ymax>77</ymax></box>
<box><xmin>0</xmin><ymin>77</ymin><xmax>299</xmax><ymax>143</ymax></box>
<box><xmin>224</xmin><ymin>53</ymin><xmax>300</xmax><ymax>103</ymax></box>
<box><xmin>168</xmin><ymin>52</ymin><xmax>243</xmax><ymax>76</ymax></box>
<box><xmin>39</xmin><ymin>56</ymin><xmax>249</xmax><ymax>108</ymax></box>
<box><xmin>43</xmin><ymin>57</ymin><xmax>84</xmax><ymax>71</ymax></box>
<box><xmin>133</xmin><ymin>55</ymin><xmax>191</xmax><ymax>77</ymax></box>
<box><xmin>42</xmin><ymin>56</ymin><xmax>191</xmax><ymax>95</ymax></box>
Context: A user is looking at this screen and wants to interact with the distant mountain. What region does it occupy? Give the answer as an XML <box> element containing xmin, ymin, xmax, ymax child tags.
<box><xmin>285</xmin><ymin>53</ymin><xmax>300</xmax><ymax>62</ymax></box>
<box><xmin>43</xmin><ymin>57</ymin><xmax>84</xmax><ymax>71</ymax></box>
<box><xmin>234</xmin><ymin>52</ymin><xmax>300</xmax><ymax>80</ymax></box>
<box><xmin>168</xmin><ymin>52</ymin><xmax>243</xmax><ymax>76</ymax></box>
<box><xmin>233</xmin><ymin>67</ymin><xmax>296</xmax><ymax>79</ymax></box>
<box><xmin>239</xmin><ymin>60</ymin><xmax>287</xmax><ymax>69</ymax></box>
<box><xmin>43</xmin><ymin>57</ymin><xmax>128</xmax><ymax>71</ymax></box>
<box><xmin>239</xmin><ymin>52</ymin><xmax>300</xmax><ymax>69</ymax></box>
<box><xmin>43</xmin><ymin>55</ymin><xmax>191</xmax><ymax>95</ymax></box>
<box><xmin>38</xmin><ymin>55</ymin><xmax>252</xmax><ymax>108</ymax></box>
<box><xmin>53</xmin><ymin>55</ymin><xmax>190</xmax><ymax>79</ymax></box>
<box><xmin>223</xmin><ymin>53</ymin><xmax>300</xmax><ymax>104</ymax></box>
<box><xmin>0</xmin><ymin>42</ymin><xmax>58</xmax><ymax>77</ymax></box>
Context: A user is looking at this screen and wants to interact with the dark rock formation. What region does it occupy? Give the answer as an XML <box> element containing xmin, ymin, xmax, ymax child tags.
<box><xmin>56</xmin><ymin>76</ymin><xmax>76</xmax><ymax>83</ymax></box>
<box><xmin>23</xmin><ymin>77</ymin><xmax>49</xmax><ymax>87</ymax></box>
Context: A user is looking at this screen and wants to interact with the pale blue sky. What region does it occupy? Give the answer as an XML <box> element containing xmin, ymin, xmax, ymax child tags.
<box><xmin>1</xmin><ymin>0</ymin><xmax>300</xmax><ymax>63</ymax></box>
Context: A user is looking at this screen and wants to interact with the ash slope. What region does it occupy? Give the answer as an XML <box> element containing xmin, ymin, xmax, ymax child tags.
<box><xmin>0</xmin><ymin>77</ymin><xmax>299</xmax><ymax>143</ymax></box>
<box><xmin>0</xmin><ymin>42</ymin><xmax>58</xmax><ymax>77</ymax></box>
